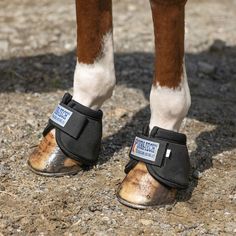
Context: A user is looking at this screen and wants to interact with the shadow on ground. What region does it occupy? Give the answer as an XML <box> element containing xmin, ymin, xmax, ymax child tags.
<box><xmin>0</xmin><ymin>40</ymin><xmax>235</xmax><ymax>201</ymax></box>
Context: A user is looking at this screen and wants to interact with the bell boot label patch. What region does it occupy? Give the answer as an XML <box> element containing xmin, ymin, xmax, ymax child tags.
<box><xmin>51</xmin><ymin>104</ymin><xmax>72</xmax><ymax>127</ymax></box>
<box><xmin>131</xmin><ymin>137</ymin><xmax>159</xmax><ymax>162</ymax></box>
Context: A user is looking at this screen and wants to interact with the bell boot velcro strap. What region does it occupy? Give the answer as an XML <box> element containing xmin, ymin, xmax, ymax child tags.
<box><xmin>45</xmin><ymin>93</ymin><xmax>103</xmax><ymax>165</ymax></box>
<box><xmin>49</xmin><ymin>103</ymin><xmax>88</xmax><ymax>139</ymax></box>
<box><xmin>129</xmin><ymin>126</ymin><xmax>190</xmax><ymax>189</ymax></box>
<box><xmin>129</xmin><ymin>136</ymin><xmax>169</xmax><ymax>167</ymax></box>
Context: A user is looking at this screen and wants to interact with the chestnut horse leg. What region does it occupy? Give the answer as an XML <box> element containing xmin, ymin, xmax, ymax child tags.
<box><xmin>117</xmin><ymin>0</ymin><xmax>191</xmax><ymax>208</ymax></box>
<box><xmin>28</xmin><ymin>0</ymin><xmax>115</xmax><ymax>176</ymax></box>
<box><xmin>73</xmin><ymin>0</ymin><xmax>115</xmax><ymax>110</ymax></box>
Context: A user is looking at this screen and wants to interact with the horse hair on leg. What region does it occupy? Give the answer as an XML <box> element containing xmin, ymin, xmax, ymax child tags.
<box><xmin>73</xmin><ymin>0</ymin><xmax>115</xmax><ymax>110</ymax></box>
<box><xmin>149</xmin><ymin>0</ymin><xmax>190</xmax><ymax>131</ymax></box>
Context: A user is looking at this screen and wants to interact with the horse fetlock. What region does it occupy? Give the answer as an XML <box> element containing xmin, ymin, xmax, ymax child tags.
<box><xmin>149</xmin><ymin>69</ymin><xmax>191</xmax><ymax>132</ymax></box>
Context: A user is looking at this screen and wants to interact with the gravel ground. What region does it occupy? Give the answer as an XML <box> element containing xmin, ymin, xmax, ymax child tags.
<box><xmin>0</xmin><ymin>0</ymin><xmax>236</xmax><ymax>235</ymax></box>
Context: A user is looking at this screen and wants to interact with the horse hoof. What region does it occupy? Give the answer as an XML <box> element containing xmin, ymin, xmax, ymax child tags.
<box><xmin>28</xmin><ymin>130</ymin><xmax>81</xmax><ymax>176</ymax></box>
<box><xmin>116</xmin><ymin>162</ymin><xmax>176</xmax><ymax>209</ymax></box>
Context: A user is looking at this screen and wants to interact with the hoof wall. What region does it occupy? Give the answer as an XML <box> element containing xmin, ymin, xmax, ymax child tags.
<box><xmin>28</xmin><ymin>130</ymin><xmax>81</xmax><ymax>177</ymax></box>
<box><xmin>117</xmin><ymin>162</ymin><xmax>176</xmax><ymax>209</ymax></box>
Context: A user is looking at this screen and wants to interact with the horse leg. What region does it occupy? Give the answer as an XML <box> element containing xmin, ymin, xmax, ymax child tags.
<box><xmin>117</xmin><ymin>0</ymin><xmax>191</xmax><ymax>208</ymax></box>
<box><xmin>28</xmin><ymin>0</ymin><xmax>115</xmax><ymax>176</ymax></box>
<box><xmin>73</xmin><ymin>0</ymin><xmax>115</xmax><ymax>110</ymax></box>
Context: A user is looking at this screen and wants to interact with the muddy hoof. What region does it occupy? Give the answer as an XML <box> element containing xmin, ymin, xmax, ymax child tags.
<box><xmin>117</xmin><ymin>162</ymin><xmax>176</xmax><ymax>209</ymax></box>
<box><xmin>28</xmin><ymin>130</ymin><xmax>81</xmax><ymax>177</ymax></box>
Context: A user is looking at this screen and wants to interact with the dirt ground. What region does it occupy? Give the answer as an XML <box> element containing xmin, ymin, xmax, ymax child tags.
<box><xmin>0</xmin><ymin>0</ymin><xmax>235</xmax><ymax>235</ymax></box>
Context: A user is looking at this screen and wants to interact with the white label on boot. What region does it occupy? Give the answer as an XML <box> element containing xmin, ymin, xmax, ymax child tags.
<box><xmin>131</xmin><ymin>137</ymin><xmax>159</xmax><ymax>162</ymax></box>
<box><xmin>50</xmin><ymin>104</ymin><xmax>72</xmax><ymax>127</ymax></box>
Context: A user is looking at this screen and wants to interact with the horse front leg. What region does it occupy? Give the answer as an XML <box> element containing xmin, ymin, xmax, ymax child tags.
<box><xmin>28</xmin><ymin>0</ymin><xmax>115</xmax><ymax>176</ymax></box>
<box><xmin>74</xmin><ymin>0</ymin><xmax>115</xmax><ymax>110</ymax></box>
<box><xmin>117</xmin><ymin>0</ymin><xmax>191</xmax><ymax>209</ymax></box>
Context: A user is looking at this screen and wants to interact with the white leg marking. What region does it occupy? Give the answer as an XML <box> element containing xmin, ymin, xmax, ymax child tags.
<box><xmin>73</xmin><ymin>32</ymin><xmax>116</xmax><ymax>110</ymax></box>
<box><xmin>149</xmin><ymin>64</ymin><xmax>191</xmax><ymax>132</ymax></box>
